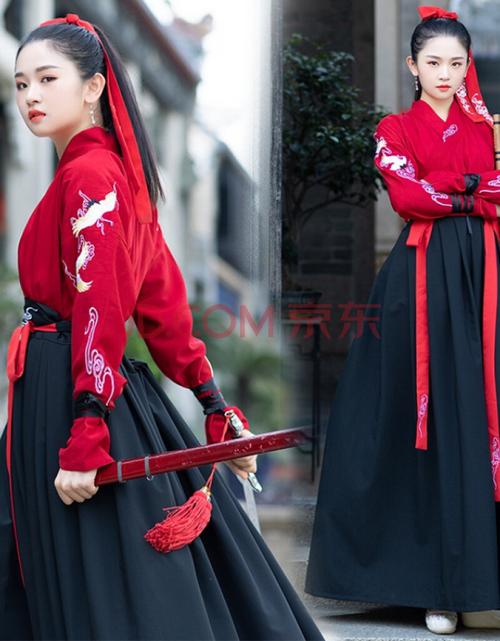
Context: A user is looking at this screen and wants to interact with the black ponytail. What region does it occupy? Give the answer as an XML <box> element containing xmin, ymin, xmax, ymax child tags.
<box><xmin>410</xmin><ymin>17</ymin><xmax>471</xmax><ymax>101</ymax></box>
<box><xmin>16</xmin><ymin>22</ymin><xmax>165</xmax><ymax>205</ymax></box>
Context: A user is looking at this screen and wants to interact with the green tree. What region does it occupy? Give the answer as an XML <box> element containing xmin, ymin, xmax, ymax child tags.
<box><xmin>282</xmin><ymin>34</ymin><xmax>388</xmax><ymax>281</ymax></box>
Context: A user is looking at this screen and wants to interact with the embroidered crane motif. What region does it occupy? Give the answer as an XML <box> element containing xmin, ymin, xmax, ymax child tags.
<box><xmin>71</xmin><ymin>184</ymin><xmax>117</xmax><ymax>237</ymax></box>
<box><xmin>75</xmin><ymin>236</ymin><xmax>95</xmax><ymax>292</ymax></box>
<box><xmin>375</xmin><ymin>135</ymin><xmax>451</xmax><ymax>207</ymax></box>
<box><xmin>62</xmin><ymin>235</ymin><xmax>96</xmax><ymax>292</ymax></box>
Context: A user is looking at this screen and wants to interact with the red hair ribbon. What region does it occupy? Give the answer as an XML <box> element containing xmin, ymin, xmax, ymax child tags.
<box><xmin>38</xmin><ymin>13</ymin><xmax>153</xmax><ymax>223</ymax></box>
<box><xmin>418</xmin><ymin>6</ymin><xmax>458</xmax><ymax>21</ymax></box>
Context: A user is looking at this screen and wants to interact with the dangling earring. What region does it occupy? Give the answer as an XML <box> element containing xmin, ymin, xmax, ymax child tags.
<box><xmin>414</xmin><ymin>75</ymin><xmax>420</xmax><ymax>91</ymax></box>
<box><xmin>89</xmin><ymin>105</ymin><xmax>97</xmax><ymax>126</ymax></box>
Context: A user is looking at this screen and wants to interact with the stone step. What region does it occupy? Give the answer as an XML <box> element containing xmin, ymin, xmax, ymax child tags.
<box><xmin>281</xmin><ymin>549</ymin><xmax>500</xmax><ymax>639</ymax></box>
<box><xmin>315</xmin><ymin>607</ymin><xmax>500</xmax><ymax>640</ymax></box>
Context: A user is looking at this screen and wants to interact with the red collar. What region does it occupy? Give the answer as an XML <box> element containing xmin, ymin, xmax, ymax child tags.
<box><xmin>409</xmin><ymin>97</ymin><xmax>461</xmax><ymax>126</ymax></box>
<box><xmin>57</xmin><ymin>126</ymin><xmax>120</xmax><ymax>170</ymax></box>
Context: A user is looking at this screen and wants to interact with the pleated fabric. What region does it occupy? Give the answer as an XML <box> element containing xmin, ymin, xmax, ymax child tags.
<box><xmin>1</xmin><ymin>302</ymin><xmax>323</xmax><ymax>641</ymax></box>
<box><xmin>305</xmin><ymin>216</ymin><xmax>500</xmax><ymax>612</ymax></box>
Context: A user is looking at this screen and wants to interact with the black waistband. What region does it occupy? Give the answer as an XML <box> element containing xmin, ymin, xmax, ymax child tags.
<box><xmin>23</xmin><ymin>298</ymin><xmax>71</xmax><ymax>332</ymax></box>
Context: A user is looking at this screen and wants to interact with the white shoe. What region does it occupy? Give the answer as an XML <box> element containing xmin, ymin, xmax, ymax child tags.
<box><xmin>425</xmin><ymin>609</ymin><xmax>458</xmax><ymax>634</ymax></box>
<box><xmin>462</xmin><ymin>609</ymin><xmax>500</xmax><ymax>628</ymax></box>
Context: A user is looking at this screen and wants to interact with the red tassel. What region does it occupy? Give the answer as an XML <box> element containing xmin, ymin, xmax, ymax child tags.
<box><xmin>144</xmin><ymin>486</ymin><xmax>213</xmax><ymax>552</ymax></box>
<box><xmin>144</xmin><ymin>411</ymin><xmax>232</xmax><ymax>553</ymax></box>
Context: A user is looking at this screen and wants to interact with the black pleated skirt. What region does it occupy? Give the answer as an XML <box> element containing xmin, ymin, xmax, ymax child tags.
<box><xmin>305</xmin><ymin>216</ymin><xmax>500</xmax><ymax>612</ymax></box>
<box><xmin>0</xmin><ymin>300</ymin><xmax>323</xmax><ymax>641</ymax></box>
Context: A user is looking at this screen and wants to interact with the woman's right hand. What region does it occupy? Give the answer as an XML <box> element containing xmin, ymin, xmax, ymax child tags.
<box><xmin>224</xmin><ymin>428</ymin><xmax>258</xmax><ymax>480</ymax></box>
<box><xmin>54</xmin><ymin>468</ymin><xmax>100</xmax><ymax>505</ymax></box>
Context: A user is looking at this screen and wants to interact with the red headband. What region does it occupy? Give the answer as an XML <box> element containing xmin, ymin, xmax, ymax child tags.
<box><xmin>38</xmin><ymin>13</ymin><xmax>153</xmax><ymax>223</ymax></box>
<box><xmin>417</xmin><ymin>5</ymin><xmax>493</xmax><ymax>128</ymax></box>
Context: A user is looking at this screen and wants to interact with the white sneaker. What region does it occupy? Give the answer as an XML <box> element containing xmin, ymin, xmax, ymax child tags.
<box><xmin>425</xmin><ymin>609</ymin><xmax>458</xmax><ymax>634</ymax></box>
<box><xmin>462</xmin><ymin>609</ymin><xmax>500</xmax><ymax>628</ymax></box>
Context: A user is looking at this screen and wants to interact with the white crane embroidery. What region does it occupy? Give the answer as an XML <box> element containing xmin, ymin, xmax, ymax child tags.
<box><xmin>62</xmin><ymin>235</ymin><xmax>96</xmax><ymax>292</ymax></box>
<box><xmin>75</xmin><ymin>236</ymin><xmax>95</xmax><ymax>292</ymax></box>
<box><xmin>71</xmin><ymin>185</ymin><xmax>117</xmax><ymax>237</ymax></box>
<box><xmin>374</xmin><ymin>134</ymin><xmax>451</xmax><ymax>207</ymax></box>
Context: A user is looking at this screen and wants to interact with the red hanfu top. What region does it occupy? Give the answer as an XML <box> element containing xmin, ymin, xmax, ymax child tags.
<box><xmin>17</xmin><ymin>126</ymin><xmax>213</xmax><ymax>470</ymax></box>
<box><xmin>374</xmin><ymin>95</ymin><xmax>500</xmax><ymax>500</ymax></box>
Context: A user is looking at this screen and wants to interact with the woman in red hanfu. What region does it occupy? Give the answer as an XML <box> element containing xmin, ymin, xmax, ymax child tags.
<box><xmin>0</xmin><ymin>13</ymin><xmax>324</xmax><ymax>641</ymax></box>
<box><xmin>305</xmin><ymin>5</ymin><xmax>500</xmax><ymax>636</ymax></box>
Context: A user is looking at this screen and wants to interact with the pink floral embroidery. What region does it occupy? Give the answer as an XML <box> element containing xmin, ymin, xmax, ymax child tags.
<box><xmin>417</xmin><ymin>393</ymin><xmax>428</xmax><ymax>441</ymax></box>
<box><xmin>491</xmin><ymin>436</ymin><xmax>500</xmax><ymax>490</ymax></box>
<box><xmin>456</xmin><ymin>83</ymin><xmax>474</xmax><ymax>116</ymax></box>
<box><xmin>456</xmin><ymin>83</ymin><xmax>493</xmax><ymax>126</ymax></box>
<box><xmin>375</xmin><ymin>135</ymin><xmax>451</xmax><ymax>207</ymax></box>
<box><xmin>84</xmin><ymin>306</ymin><xmax>115</xmax><ymax>405</ymax></box>
<box><xmin>442</xmin><ymin>124</ymin><xmax>458</xmax><ymax>142</ymax></box>
<box><xmin>471</xmin><ymin>93</ymin><xmax>493</xmax><ymax>126</ymax></box>
<box><xmin>478</xmin><ymin>175</ymin><xmax>500</xmax><ymax>195</ymax></box>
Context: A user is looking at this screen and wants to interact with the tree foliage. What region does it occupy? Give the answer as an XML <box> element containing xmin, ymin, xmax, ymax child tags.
<box><xmin>282</xmin><ymin>34</ymin><xmax>388</xmax><ymax>268</ymax></box>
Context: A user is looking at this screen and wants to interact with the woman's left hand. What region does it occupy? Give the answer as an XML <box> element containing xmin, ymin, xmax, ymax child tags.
<box><xmin>224</xmin><ymin>428</ymin><xmax>258</xmax><ymax>481</ymax></box>
<box><xmin>54</xmin><ymin>468</ymin><xmax>100</xmax><ymax>505</ymax></box>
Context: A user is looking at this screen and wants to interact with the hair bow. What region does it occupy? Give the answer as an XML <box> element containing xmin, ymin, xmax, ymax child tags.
<box><xmin>418</xmin><ymin>6</ymin><xmax>458</xmax><ymax>21</ymax></box>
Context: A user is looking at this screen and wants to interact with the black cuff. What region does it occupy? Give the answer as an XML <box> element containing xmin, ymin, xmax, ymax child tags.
<box><xmin>191</xmin><ymin>377</ymin><xmax>227</xmax><ymax>415</ymax></box>
<box><xmin>74</xmin><ymin>392</ymin><xmax>110</xmax><ymax>419</ymax></box>
<box><xmin>463</xmin><ymin>194</ymin><xmax>474</xmax><ymax>213</ymax></box>
<box><xmin>451</xmin><ymin>193</ymin><xmax>474</xmax><ymax>213</ymax></box>
<box><xmin>451</xmin><ymin>193</ymin><xmax>461</xmax><ymax>213</ymax></box>
<box><xmin>464</xmin><ymin>173</ymin><xmax>481</xmax><ymax>195</ymax></box>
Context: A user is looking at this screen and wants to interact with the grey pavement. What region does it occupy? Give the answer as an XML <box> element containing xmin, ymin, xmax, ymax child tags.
<box><xmin>314</xmin><ymin>607</ymin><xmax>500</xmax><ymax>640</ymax></box>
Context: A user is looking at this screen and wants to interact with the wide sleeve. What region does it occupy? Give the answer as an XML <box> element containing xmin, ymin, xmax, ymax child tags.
<box><xmin>58</xmin><ymin>159</ymin><xmax>136</xmax><ymax>471</ymax></box>
<box><xmin>374</xmin><ymin>115</ymin><xmax>496</xmax><ymax>221</ymax></box>
<box><xmin>132</xmin><ymin>223</ymin><xmax>214</xmax><ymax>389</ymax></box>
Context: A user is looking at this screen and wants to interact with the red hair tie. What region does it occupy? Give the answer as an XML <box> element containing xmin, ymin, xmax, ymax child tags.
<box><xmin>418</xmin><ymin>6</ymin><xmax>458</xmax><ymax>21</ymax></box>
<box><xmin>38</xmin><ymin>13</ymin><xmax>153</xmax><ymax>224</ymax></box>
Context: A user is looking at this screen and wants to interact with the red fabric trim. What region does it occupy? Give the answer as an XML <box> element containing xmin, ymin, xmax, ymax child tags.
<box><xmin>6</xmin><ymin>321</ymin><xmax>60</xmax><ymax>587</ymax></box>
<box><xmin>482</xmin><ymin>222</ymin><xmax>500</xmax><ymax>499</ymax></box>
<box><xmin>406</xmin><ymin>221</ymin><xmax>433</xmax><ymax>450</ymax></box>
<box><xmin>406</xmin><ymin>218</ymin><xmax>500</xmax><ymax>499</ymax></box>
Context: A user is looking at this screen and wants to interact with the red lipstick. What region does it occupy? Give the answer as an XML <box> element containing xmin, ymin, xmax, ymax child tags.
<box><xmin>28</xmin><ymin>109</ymin><xmax>46</xmax><ymax>121</ymax></box>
